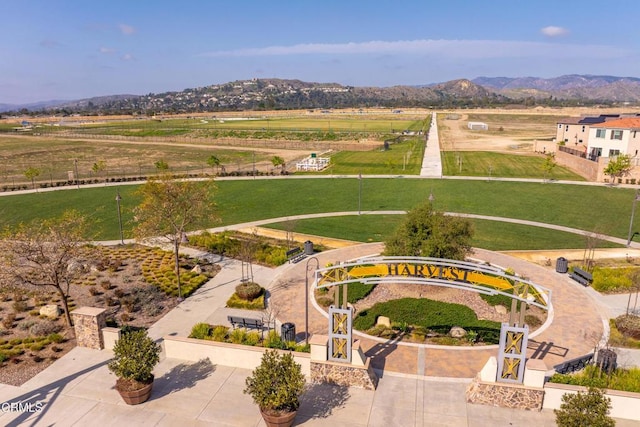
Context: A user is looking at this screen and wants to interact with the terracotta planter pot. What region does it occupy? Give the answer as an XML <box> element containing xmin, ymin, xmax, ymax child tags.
<box><xmin>115</xmin><ymin>378</ymin><xmax>154</xmax><ymax>405</ymax></box>
<box><xmin>260</xmin><ymin>408</ymin><xmax>297</xmax><ymax>427</ymax></box>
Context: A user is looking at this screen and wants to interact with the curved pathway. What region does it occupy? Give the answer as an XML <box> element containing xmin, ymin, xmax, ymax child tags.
<box><xmin>268</xmin><ymin>243</ymin><xmax>604</xmax><ymax>378</ymax></box>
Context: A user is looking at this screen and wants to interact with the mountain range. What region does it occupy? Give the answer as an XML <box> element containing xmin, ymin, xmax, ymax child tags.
<box><xmin>2</xmin><ymin>74</ymin><xmax>640</xmax><ymax>114</ymax></box>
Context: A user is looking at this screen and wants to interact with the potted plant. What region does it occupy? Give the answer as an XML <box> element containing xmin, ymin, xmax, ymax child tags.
<box><xmin>244</xmin><ymin>349</ymin><xmax>306</xmax><ymax>427</ymax></box>
<box><xmin>108</xmin><ymin>328</ymin><xmax>161</xmax><ymax>405</ymax></box>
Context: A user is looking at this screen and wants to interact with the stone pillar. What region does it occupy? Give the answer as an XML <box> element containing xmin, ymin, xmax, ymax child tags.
<box><xmin>71</xmin><ymin>307</ymin><xmax>107</xmax><ymax>350</ymax></box>
<box><xmin>310</xmin><ymin>334</ymin><xmax>328</xmax><ymax>362</ymax></box>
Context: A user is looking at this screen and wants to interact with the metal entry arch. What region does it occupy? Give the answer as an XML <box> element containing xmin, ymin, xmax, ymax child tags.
<box><xmin>314</xmin><ymin>256</ymin><xmax>551</xmax><ymax>311</ymax></box>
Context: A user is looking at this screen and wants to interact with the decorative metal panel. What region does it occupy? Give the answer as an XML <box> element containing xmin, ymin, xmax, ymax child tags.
<box><xmin>496</xmin><ymin>323</ymin><xmax>529</xmax><ymax>384</ymax></box>
<box><xmin>328</xmin><ymin>306</ymin><xmax>352</xmax><ymax>363</ymax></box>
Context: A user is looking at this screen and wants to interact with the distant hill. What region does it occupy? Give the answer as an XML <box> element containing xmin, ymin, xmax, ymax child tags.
<box><xmin>3</xmin><ymin>74</ymin><xmax>640</xmax><ymax>115</ymax></box>
<box><xmin>473</xmin><ymin>74</ymin><xmax>640</xmax><ymax>101</ymax></box>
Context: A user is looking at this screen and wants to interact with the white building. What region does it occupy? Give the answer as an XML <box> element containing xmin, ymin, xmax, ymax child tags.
<box><xmin>467</xmin><ymin>122</ymin><xmax>488</xmax><ymax>130</ymax></box>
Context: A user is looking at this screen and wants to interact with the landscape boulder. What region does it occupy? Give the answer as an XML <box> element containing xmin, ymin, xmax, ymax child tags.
<box><xmin>40</xmin><ymin>304</ymin><xmax>61</xmax><ymax>319</ymax></box>
<box><xmin>376</xmin><ymin>316</ymin><xmax>391</xmax><ymax>328</ymax></box>
<box><xmin>449</xmin><ymin>326</ymin><xmax>467</xmax><ymax>338</ymax></box>
<box><xmin>495</xmin><ymin>305</ymin><xmax>508</xmax><ymax>315</ymax></box>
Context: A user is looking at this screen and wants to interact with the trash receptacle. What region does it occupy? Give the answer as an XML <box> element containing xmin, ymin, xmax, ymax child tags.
<box><xmin>304</xmin><ymin>240</ymin><xmax>314</xmax><ymax>255</ymax></box>
<box><xmin>556</xmin><ymin>257</ymin><xmax>568</xmax><ymax>274</ymax></box>
<box><xmin>281</xmin><ymin>322</ymin><xmax>296</xmax><ymax>342</ymax></box>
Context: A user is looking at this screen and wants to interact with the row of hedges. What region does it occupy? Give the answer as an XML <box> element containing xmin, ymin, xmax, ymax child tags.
<box><xmin>353</xmin><ymin>297</ymin><xmax>501</xmax><ymax>343</ymax></box>
<box><xmin>188</xmin><ymin>323</ymin><xmax>309</xmax><ymax>352</ymax></box>
<box><xmin>550</xmin><ymin>364</ymin><xmax>640</xmax><ymax>393</ymax></box>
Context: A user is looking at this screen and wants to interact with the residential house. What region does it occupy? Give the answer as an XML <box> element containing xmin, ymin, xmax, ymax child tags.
<box><xmin>588</xmin><ymin>117</ymin><xmax>640</xmax><ymax>161</ymax></box>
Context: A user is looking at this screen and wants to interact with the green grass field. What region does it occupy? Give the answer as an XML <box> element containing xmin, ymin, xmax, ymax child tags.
<box><xmin>442</xmin><ymin>151</ymin><xmax>585</xmax><ymax>180</ymax></box>
<box><xmin>266</xmin><ymin>215</ymin><xmax>620</xmax><ymax>250</ymax></box>
<box><xmin>0</xmin><ymin>178</ymin><xmax>635</xmax><ymax>247</ymax></box>
<box><xmin>312</xmin><ymin>138</ymin><xmax>425</xmax><ymax>175</ymax></box>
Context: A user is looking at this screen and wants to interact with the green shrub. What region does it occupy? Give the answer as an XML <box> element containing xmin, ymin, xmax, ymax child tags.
<box><xmin>189</xmin><ymin>322</ymin><xmax>212</xmax><ymax>340</ymax></box>
<box><xmin>108</xmin><ymin>329</ymin><xmax>160</xmax><ymax>383</ymax></box>
<box><xmin>554</xmin><ymin>387</ymin><xmax>614</xmax><ymax>427</ymax></box>
<box><xmin>615</xmin><ymin>314</ymin><xmax>640</xmax><ymax>340</ymax></box>
<box><xmin>0</xmin><ymin>352</ymin><xmax>7</xmax><ymax>363</ymax></box>
<box><xmin>30</xmin><ymin>343</ymin><xmax>45</xmax><ymax>352</ymax></box>
<box><xmin>230</xmin><ymin>328</ymin><xmax>248</xmax><ymax>344</ymax></box>
<box><xmin>316</xmin><ymin>296</ymin><xmax>333</xmax><ymax>307</ymax></box>
<box><xmin>211</xmin><ymin>325</ymin><xmax>229</xmax><ymax>342</ymax></box>
<box><xmin>244</xmin><ymin>331</ymin><xmax>261</xmax><ymax>346</ymax></box>
<box><xmin>347</xmin><ymin>282</ymin><xmax>377</xmax><ymax>303</ymax></box>
<box><xmin>226</xmin><ymin>293</ymin><xmax>265</xmax><ymax>310</ymax></box>
<box><xmin>592</xmin><ymin>266</ymin><xmax>636</xmax><ymax>293</ymax></box>
<box><xmin>353</xmin><ymin>298</ymin><xmax>501</xmax><ymax>342</ymax></box>
<box><xmin>235</xmin><ymin>282</ymin><xmax>263</xmax><ymax>301</ymax></box>
<box><xmin>264</xmin><ymin>330</ymin><xmax>285</xmax><ymax>349</ymax></box>
<box><xmin>525</xmin><ymin>314</ymin><xmax>543</xmax><ymax>329</ymax></box>
<box><xmin>480</xmin><ymin>293</ymin><xmax>513</xmax><ymax>307</ymax></box>
<box><xmin>47</xmin><ymin>333</ymin><xmax>64</xmax><ymax>343</ymax></box>
<box><xmin>550</xmin><ymin>364</ymin><xmax>640</xmax><ymax>393</ymax></box>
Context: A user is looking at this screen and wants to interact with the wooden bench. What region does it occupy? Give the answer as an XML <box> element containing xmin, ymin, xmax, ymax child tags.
<box><xmin>286</xmin><ymin>247</ymin><xmax>306</xmax><ymax>264</ymax></box>
<box><xmin>570</xmin><ymin>267</ymin><xmax>593</xmax><ymax>286</ymax></box>
<box><xmin>227</xmin><ymin>315</ymin><xmax>264</xmax><ymax>330</ymax></box>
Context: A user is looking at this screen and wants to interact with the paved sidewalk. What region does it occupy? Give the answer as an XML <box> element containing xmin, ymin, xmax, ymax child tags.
<box><xmin>420</xmin><ymin>112</ymin><xmax>442</xmax><ymax>177</ymax></box>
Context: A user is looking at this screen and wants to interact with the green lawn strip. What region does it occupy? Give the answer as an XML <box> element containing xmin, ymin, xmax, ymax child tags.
<box><xmin>442</xmin><ymin>151</ymin><xmax>585</xmax><ymax>180</ymax></box>
<box><xmin>265</xmin><ymin>215</ymin><xmax>621</xmax><ymax>251</ymax></box>
<box><xmin>306</xmin><ymin>138</ymin><xmax>425</xmax><ymax>175</ymax></box>
<box><xmin>0</xmin><ymin>179</ymin><xmax>635</xmax><ymax>242</ymax></box>
<box><xmin>353</xmin><ymin>297</ymin><xmax>500</xmax><ymax>341</ymax></box>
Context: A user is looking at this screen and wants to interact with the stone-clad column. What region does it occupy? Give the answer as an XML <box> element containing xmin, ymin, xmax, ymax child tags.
<box><xmin>71</xmin><ymin>307</ymin><xmax>107</xmax><ymax>350</ymax></box>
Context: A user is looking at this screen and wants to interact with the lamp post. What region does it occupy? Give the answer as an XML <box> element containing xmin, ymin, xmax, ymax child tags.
<box><xmin>305</xmin><ymin>256</ymin><xmax>319</xmax><ymax>345</ymax></box>
<box><xmin>627</xmin><ymin>189</ymin><xmax>640</xmax><ymax>246</ymax></box>
<box><xmin>74</xmin><ymin>159</ymin><xmax>80</xmax><ymax>189</ymax></box>
<box><xmin>428</xmin><ymin>188</ymin><xmax>435</xmax><ymax>205</ymax></box>
<box><xmin>115</xmin><ymin>190</ymin><xmax>124</xmax><ymax>245</ymax></box>
<box><xmin>358</xmin><ymin>173</ymin><xmax>362</xmax><ymax>215</ymax></box>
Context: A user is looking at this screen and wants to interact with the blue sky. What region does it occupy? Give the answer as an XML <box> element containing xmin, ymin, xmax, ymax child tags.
<box><xmin>2</xmin><ymin>0</ymin><xmax>639</xmax><ymax>104</ymax></box>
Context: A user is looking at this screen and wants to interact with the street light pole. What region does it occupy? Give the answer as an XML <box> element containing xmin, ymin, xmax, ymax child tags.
<box><xmin>115</xmin><ymin>190</ymin><xmax>124</xmax><ymax>245</ymax></box>
<box><xmin>305</xmin><ymin>256</ymin><xmax>319</xmax><ymax>345</ymax></box>
<box><xmin>627</xmin><ymin>189</ymin><xmax>640</xmax><ymax>246</ymax></box>
<box><xmin>358</xmin><ymin>173</ymin><xmax>362</xmax><ymax>215</ymax></box>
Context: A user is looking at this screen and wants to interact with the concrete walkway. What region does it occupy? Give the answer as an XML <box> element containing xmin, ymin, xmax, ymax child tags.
<box><xmin>420</xmin><ymin>112</ymin><xmax>442</xmax><ymax>177</ymax></box>
<box><xmin>1</xmin><ymin>244</ymin><xmax>640</xmax><ymax>426</ymax></box>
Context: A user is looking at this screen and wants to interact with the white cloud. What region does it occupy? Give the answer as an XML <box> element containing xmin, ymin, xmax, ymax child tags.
<box><xmin>100</xmin><ymin>47</ymin><xmax>116</xmax><ymax>54</ymax></box>
<box><xmin>199</xmin><ymin>38</ymin><xmax>628</xmax><ymax>60</ymax></box>
<box><xmin>119</xmin><ymin>24</ymin><xmax>135</xmax><ymax>35</ymax></box>
<box><xmin>541</xmin><ymin>26</ymin><xmax>569</xmax><ymax>37</ymax></box>
<box><xmin>121</xmin><ymin>53</ymin><xmax>134</xmax><ymax>61</ymax></box>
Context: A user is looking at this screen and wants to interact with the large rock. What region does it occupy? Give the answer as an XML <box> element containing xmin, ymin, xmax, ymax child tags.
<box><xmin>376</xmin><ymin>316</ymin><xmax>391</xmax><ymax>328</ymax></box>
<box><xmin>191</xmin><ymin>265</ymin><xmax>203</xmax><ymax>274</ymax></box>
<box><xmin>40</xmin><ymin>304</ymin><xmax>61</xmax><ymax>319</ymax></box>
<box><xmin>449</xmin><ymin>326</ymin><xmax>467</xmax><ymax>338</ymax></box>
<box><xmin>495</xmin><ymin>305</ymin><xmax>508</xmax><ymax>315</ymax></box>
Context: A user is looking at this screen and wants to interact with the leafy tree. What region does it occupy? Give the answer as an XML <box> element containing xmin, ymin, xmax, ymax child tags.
<box><xmin>24</xmin><ymin>167</ymin><xmax>41</xmax><ymax>189</ymax></box>
<box><xmin>154</xmin><ymin>159</ymin><xmax>169</xmax><ymax>172</ymax></box>
<box><xmin>554</xmin><ymin>387</ymin><xmax>615</xmax><ymax>427</ymax></box>
<box><xmin>541</xmin><ymin>153</ymin><xmax>557</xmax><ymax>182</ymax></box>
<box><xmin>271</xmin><ymin>156</ymin><xmax>285</xmax><ymax>174</ymax></box>
<box><xmin>0</xmin><ymin>210</ymin><xmax>90</xmax><ymax>326</ymax></box>
<box><xmin>384</xmin><ymin>201</ymin><xmax>473</xmax><ymax>260</ymax></box>
<box><xmin>133</xmin><ymin>175</ymin><xmax>218</xmax><ymax>299</ymax></box>
<box><xmin>207</xmin><ymin>155</ymin><xmax>221</xmax><ymax>174</ymax></box>
<box><xmin>92</xmin><ymin>160</ymin><xmax>107</xmax><ymax>178</ymax></box>
<box><xmin>604</xmin><ymin>154</ymin><xmax>632</xmax><ymax>184</ymax></box>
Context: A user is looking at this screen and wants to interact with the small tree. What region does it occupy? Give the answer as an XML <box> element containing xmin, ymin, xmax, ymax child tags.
<box><xmin>271</xmin><ymin>156</ymin><xmax>285</xmax><ymax>174</ymax></box>
<box><xmin>604</xmin><ymin>154</ymin><xmax>632</xmax><ymax>184</ymax></box>
<box><xmin>24</xmin><ymin>167</ymin><xmax>41</xmax><ymax>189</ymax></box>
<box><xmin>154</xmin><ymin>159</ymin><xmax>169</xmax><ymax>172</ymax></box>
<box><xmin>384</xmin><ymin>200</ymin><xmax>473</xmax><ymax>260</ymax></box>
<box><xmin>0</xmin><ymin>210</ymin><xmax>89</xmax><ymax>326</ymax></box>
<box><xmin>133</xmin><ymin>175</ymin><xmax>218</xmax><ymax>299</ymax></box>
<box><xmin>92</xmin><ymin>160</ymin><xmax>107</xmax><ymax>179</ymax></box>
<box><xmin>207</xmin><ymin>155</ymin><xmax>221</xmax><ymax>175</ymax></box>
<box><xmin>554</xmin><ymin>387</ymin><xmax>615</xmax><ymax>427</ymax></box>
<box><xmin>541</xmin><ymin>153</ymin><xmax>557</xmax><ymax>183</ymax></box>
